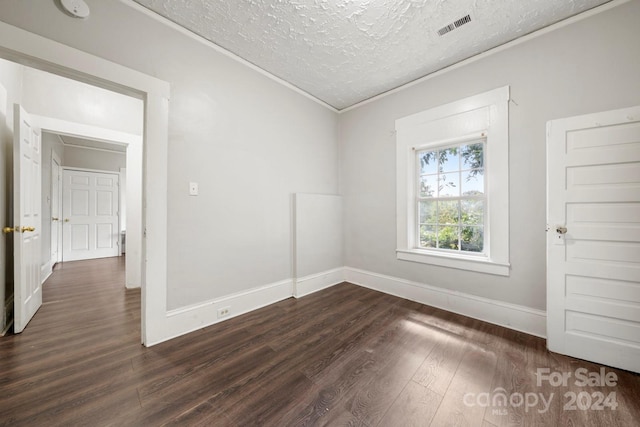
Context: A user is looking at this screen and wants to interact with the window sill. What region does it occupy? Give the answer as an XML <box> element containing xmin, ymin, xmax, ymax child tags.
<box><xmin>396</xmin><ymin>249</ymin><xmax>510</xmax><ymax>276</ymax></box>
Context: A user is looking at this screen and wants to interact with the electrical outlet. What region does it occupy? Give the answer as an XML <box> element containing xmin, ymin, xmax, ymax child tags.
<box><xmin>217</xmin><ymin>306</ymin><xmax>230</xmax><ymax>318</ymax></box>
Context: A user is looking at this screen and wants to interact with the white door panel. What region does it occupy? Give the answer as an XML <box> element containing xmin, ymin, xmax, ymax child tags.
<box><xmin>13</xmin><ymin>105</ymin><xmax>42</xmax><ymax>333</ymax></box>
<box><xmin>50</xmin><ymin>153</ymin><xmax>62</xmax><ymax>264</ymax></box>
<box><xmin>547</xmin><ymin>105</ymin><xmax>640</xmax><ymax>373</ymax></box>
<box><xmin>63</xmin><ymin>169</ymin><xmax>119</xmax><ymax>261</ymax></box>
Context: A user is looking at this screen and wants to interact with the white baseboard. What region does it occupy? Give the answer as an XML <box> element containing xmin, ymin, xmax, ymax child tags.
<box><xmin>345</xmin><ymin>267</ymin><xmax>546</xmax><ymax>338</ymax></box>
<box><xmin>148</xmin><ymin>266</ymin><xmax>546</xmax><ymax>346</ymax></box>
<box><xmin>154</xmin><ymin>278</ymin><xmax>294</xmax><ymax>346</ymax></box>
<box><xmin>294</xmin><ymin>267</ymin><xmax>345</xmax><ymax>298</ymax></box>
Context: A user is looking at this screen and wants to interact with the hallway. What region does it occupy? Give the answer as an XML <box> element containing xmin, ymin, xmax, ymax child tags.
<box><xmin>0</xmin><ymin>257</ymin><xmax>142</xmax><ymax>425</ymax></box>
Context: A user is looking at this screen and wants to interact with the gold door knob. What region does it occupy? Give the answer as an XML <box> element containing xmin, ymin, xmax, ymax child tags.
<box><xmin>2</xmin><ymin>226</ymin><xmax>16</xmax><ymax>234</ymax></box>
<box><xmin>64</xmin><ymin>218</ymin><xmax>70</xmax><ymax>222</ymax></box>
<box><xmin>21</xmin><ymin>226</ymin><xmax>36</xmax><ymax>233</ymax></box>
<box><xmin>52</xmin><ymin>217</ymin><xmax>59</xmax><ymax>221</ymax></box>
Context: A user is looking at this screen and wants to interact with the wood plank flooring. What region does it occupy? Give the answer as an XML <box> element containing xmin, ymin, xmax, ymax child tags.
<box><xmin>1</xmin><ymin>257</ymin><xmax>639</xmax><ymax>426</ymax></box>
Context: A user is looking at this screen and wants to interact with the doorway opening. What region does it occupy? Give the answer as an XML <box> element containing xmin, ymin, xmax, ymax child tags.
<box><xmin>1</xmin><ymin>59</ymin><xmax>145</xmax><ymax>338</ymax></box>
<box><xmin>0</xmin><ymin>21</ymin><xmax>170</xmax><ymax>345</ymax></box>
<box><xmin>44</xmin><ymin>132</ymin><xmax>130</xmax><ymax>269</ymax></box>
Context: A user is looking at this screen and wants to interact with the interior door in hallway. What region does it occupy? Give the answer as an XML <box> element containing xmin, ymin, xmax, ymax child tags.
<box><xmin>50</xmin><ymin>152</ymin><xmax>62</xmax><ymax>264</ymax></box>
<box><xmin>547</xmin><ymin>105</ymin><xmax>640</xmax><ymax>373</ymax></box>
<box><xmin>62</xmin><ymin>169</ymin><xmax>120</xmax><ymax>261</ymax></box>
<box><xmin>13</xmin><ymin>105</ymin><xmax>42</xmax><ymax>333</ymax></box>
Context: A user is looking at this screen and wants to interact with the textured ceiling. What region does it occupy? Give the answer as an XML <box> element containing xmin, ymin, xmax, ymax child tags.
<box><xmin>132</xmin><ymin>0</ymin><xmax>610</xmax><ymax>110</ymax></box>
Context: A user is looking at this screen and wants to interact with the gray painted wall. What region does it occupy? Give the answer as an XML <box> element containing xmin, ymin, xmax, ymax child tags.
<box><xmin>0</xmin><ymin>0</ymin><xmax>340</xmax><ymax>310</ymax></box>
<box><xmin>339</xmin><ymin>1</ymin><xmax>640</xmax><ymax>311</ymax></box>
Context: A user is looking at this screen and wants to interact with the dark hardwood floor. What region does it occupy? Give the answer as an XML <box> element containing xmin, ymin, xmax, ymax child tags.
<box><xmin>1</xmin><ymin>258</ymin><xmax>638</xmax><ymax>426</ymax></box>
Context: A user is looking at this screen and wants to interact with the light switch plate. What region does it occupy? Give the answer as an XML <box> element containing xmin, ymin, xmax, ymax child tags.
<box><xmin>189</xmin><ymin>182</ymin><xmax>199</xmax><ymax>196</ymax></box>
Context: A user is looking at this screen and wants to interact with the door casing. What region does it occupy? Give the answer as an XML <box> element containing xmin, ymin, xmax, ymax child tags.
<box><xmin>50</xmin><ymin>150</ymin><xmax>62</xmax><ymax>265</ymax></box>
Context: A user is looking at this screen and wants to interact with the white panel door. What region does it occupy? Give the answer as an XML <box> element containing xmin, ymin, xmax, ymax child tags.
<box><xmin>13</xmin><ymin>105</ymin><xmax>42</xmax><ymax>333</ymax></box>
<box><xmin>547</xmin><ymin>105</ymin><xmax>640</xmax><ymax>373</ymax></box>
<box><xmin>63</xmin><ymin>169</ymin><xmax>119</xmax><ymax>261</ymax></box>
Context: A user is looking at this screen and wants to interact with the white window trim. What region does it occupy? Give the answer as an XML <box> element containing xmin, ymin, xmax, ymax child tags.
<box><xmin>396</xmin><ymin>86</ymin><xmax>510</xmax><ymax>276</ymax></box>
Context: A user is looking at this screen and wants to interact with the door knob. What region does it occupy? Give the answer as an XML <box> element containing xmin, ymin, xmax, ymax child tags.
<box><xmin>556</xmin><ymin>226</ymin><xmax>567</xmax><ymax>234</ymax></box>
<box><xmin>64</xmin><ymin>218</ymin><xmax>70</xmax><ymax>222</ymax></box>
<box><xmin>52</xmin><ymin>217</ymin><xmax>59</xmax><ymax>221</ymax></box>
<box><xmin>2</xmin><ymin>226</ymin><xmax>16</xmax><ymax>234</ymax></box>
<box><xmin>21</xmin><ymin>226</ymin><xmax>36</xmax><ymax>233</ymax></box>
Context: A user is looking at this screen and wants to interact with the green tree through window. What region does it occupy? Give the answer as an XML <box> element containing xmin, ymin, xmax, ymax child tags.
<box><xmin>417</xmin><ymin>140</ymin><xmax>485</xmax><ymax>253</ymax></box>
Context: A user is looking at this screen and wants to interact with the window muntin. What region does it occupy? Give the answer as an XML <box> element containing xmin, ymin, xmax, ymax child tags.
<box><xmin>416</xmin><ymin>139</ymin><xmax>486</xmax><ymax>254</ymax></box>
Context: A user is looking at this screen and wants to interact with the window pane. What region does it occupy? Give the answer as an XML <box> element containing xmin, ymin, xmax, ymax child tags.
<box><xmin>437</xmin><ymin>200</ymin><xmax>459</xmax><ymax>225</ymax></box>
<box><xmin>461</xmin><ymin>226</ymin><xmax>484</xmax><ymax>252</ymax></box>
<box><xmin>438</xmin><ymin>147</ymin><xmax>459</xmax><ymax>173</ymax></box>
<box><xmin>461</xmin><ymin>199</ymin><xmax>483</xmax><ymax>225</ymax></box>
<box><xmin>438</xmin><ymin>172</ymin><xmax>460</xmax><ymax>197</ymax></box>
<box><xmin>418</xmin><ymin>200</ymin><xmax>437</xmax><ymax>224</ymax></box>
<box><xmin>438</xmin><ymin>226</ymin><xmax>459</xmax><ymax>250</ymax></box>
<box><xmin>461</xmin><ymin>143</ymin><xmax>484</xmax><ymax>170</ymax></box>
<box><xmin>461</xmin><ymin>169</ymin><xmax>484</xmax><ymax>196</ymax></box>
<box><xmin>419</xmin><ymin>225</ymin><xmax>437</xmax><ymax>248</ymax></box>
<box><xmin>414</xmin><ymin>140</ymin><xmax>487</xmax><ymax>255</ymax></box>
<box><xmin>419</xmin><ymin>174</ymin><xmax>438</xmax><ymax>197</ymax></box>
<box><xmin>418</xmin><ymin>151</ymin><xmax>438</xmax><ymax>175</ymax></box>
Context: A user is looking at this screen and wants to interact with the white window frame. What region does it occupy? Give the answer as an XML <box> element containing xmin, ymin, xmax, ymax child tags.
<box><xmin>395</xmin><ymin>86</ymin><xmax>510</xmax><ymax>276</ymax></box>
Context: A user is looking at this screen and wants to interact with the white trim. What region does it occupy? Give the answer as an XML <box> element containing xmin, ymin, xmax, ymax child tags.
<box><xmin>155</xmin><ymin>278</ymin><xmax>294</xmax><ymax>346</ymax></box>
<box><xmin>62</xmin><ymin>143</ymin><xmax>127</xmax><ymax>155</ymax></box>
<box><xmin>33</xmin><ymin>115</ymin><xmax>140</xmax><ymax>146</ymax></box>
<box><xmin>340</xmin><ymin>0</ymin><xmax>631</xmax><ymax>113</ymax></box>
<box><xmin>294</xmin><ymin>267</ymin><xmax>345</xmax><ymax>298</ymax></box>
<box><xmin>62</xmin><ymin>166</ymin><xmax>120</xmax><ymax>175</ymax></box>
<box><xmin>396</xmin><ymin>250</ymin><xmax>510</xmax><ymax>276</ymax></box>
<box><xmin>0</xmin><ymin>20</ymin><xmax>169</xmax><ymax>346</ymax></box>
<box><xmin>51</xmin><ymin>149</ymin><xmax>62</xmax><ymax>264</ymax></box>
<box><xmin>396</xmin><ymin>86</ymin><xmax>509</xmax><ymax>129</ymax></box>
<box><xmin>119</xmin><ymin>167</ymin><xmax>126</xmax><ymax>255</ymax></box>
<box><xmin>345</xmin><ymin>267</ymin><xmax>546</xmax><ymax>338</ymax></box>
<box><xmin>121</xmin><ymin>0</ymin><xmax>337</xmax><ymax>113</ymax></box>
<box><xmin>396</xmin><ymin>86</ymin><xmax>510</xmax><ymax>275</ymax></box>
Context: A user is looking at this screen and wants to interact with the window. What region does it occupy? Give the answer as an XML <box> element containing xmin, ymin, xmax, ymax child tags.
<box><xmin>417</xmin><ymin>139</ymin><xmax>485</xmax><ymax>253</ymax></box>
<box><xmin>396</xmin><ymin>86</ymin><xmax>510</xmax><ymax>276</ymax></box>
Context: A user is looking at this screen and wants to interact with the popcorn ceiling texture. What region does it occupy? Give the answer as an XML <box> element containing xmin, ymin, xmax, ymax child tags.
<box><xmin>133</xmin><ymin>0</ymin><xmax>609</xmax><ymax>110</ymax></box>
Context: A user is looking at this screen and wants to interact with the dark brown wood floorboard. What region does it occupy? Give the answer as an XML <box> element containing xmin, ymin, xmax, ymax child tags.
<box><xmin>1</xmin><ymin>257</ymin><xmax>638</xmax><ymax>426</ymax></box>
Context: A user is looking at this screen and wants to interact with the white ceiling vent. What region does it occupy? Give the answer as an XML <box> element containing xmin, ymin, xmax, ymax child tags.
<box><xmin>437</xmin><ymin>15</ymin><xmax>472</xmax><ymax>37</ymax></box>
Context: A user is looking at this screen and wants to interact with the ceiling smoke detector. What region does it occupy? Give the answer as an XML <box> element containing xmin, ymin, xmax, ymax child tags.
<box><xmin>438</xmin><ymin>14</ymin><xmax>472</xmax><ymax>36</ymax></box>
<box><xmin>61</xmin><ymin>0</ymin><xmax>90</xmax><ymax>19</ymax></box>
